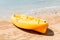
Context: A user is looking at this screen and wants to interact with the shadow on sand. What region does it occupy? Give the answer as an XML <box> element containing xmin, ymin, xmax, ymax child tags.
<box><xmin>13</xmin><ymin>24</ymin><xmax>54</xmax><ymax>36</ymax></box>
<box><xmin>19</xmin><ymin>28</ymin><xmax>54</xmax><ymax>36</ymax></box>
<box><xmin>15</xmin><ymin>25</ymin><xmax>54</xmax><ymax>36</ymax></box>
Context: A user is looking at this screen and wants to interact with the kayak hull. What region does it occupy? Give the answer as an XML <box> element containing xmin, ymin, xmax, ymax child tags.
<box><xmin>11</xmin><ymin>14</ymin><xmax>48</xmax><ymax>33</ymax></box>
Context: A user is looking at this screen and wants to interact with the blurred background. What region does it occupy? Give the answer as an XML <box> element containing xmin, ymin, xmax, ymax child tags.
<box><xmin>0</xmin><ymin>0</ymin><xmax>60</xmax><ymax>19</ymax></box>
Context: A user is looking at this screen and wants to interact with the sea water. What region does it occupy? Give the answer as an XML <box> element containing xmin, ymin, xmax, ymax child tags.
<box><xmin>0</xmin><ymin>0</ymin><xmax>60</xmax><ymax>19</ymax></box>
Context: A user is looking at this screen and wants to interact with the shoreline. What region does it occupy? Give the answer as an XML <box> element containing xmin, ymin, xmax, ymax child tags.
<box><xmin>0</xmin><ymin>6</ymin><xmax>60</xmax><ymax>19</ymax></box>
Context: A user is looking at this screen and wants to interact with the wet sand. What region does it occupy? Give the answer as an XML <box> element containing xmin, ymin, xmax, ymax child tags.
<box><xmin>0</xmin><ymin>13</ymin><xmax>60</xmax><ymax>40</ymax></box>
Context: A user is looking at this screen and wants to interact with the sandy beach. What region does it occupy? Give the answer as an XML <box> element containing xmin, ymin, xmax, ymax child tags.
<box><xmin>0</xmin><ymin>13</ymin><xmax>60</xmax><ymax>40</ymax></box>
<box><xmin>0</xmin><ymin>0</ymin><xmax>60</xmax><ymax>40</ymax></box>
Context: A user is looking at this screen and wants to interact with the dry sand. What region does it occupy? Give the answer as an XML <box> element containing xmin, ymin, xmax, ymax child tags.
<box><xmin>0</xmin><ymin>13</ymin><xmax>60</xmax><ymax>40</ymax></box>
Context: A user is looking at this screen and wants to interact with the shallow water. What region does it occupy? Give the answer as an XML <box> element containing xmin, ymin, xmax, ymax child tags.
<box><xmin>0</xmin><ymin>0</ymin><xmax>60</xmax><ymax>19</ymax></box>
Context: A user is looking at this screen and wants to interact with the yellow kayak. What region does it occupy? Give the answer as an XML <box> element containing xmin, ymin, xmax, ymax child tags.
<box><xmin>11</xmin><ymin>14</ymin><xmax>48</xmax><ymax>33</ymax></box>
